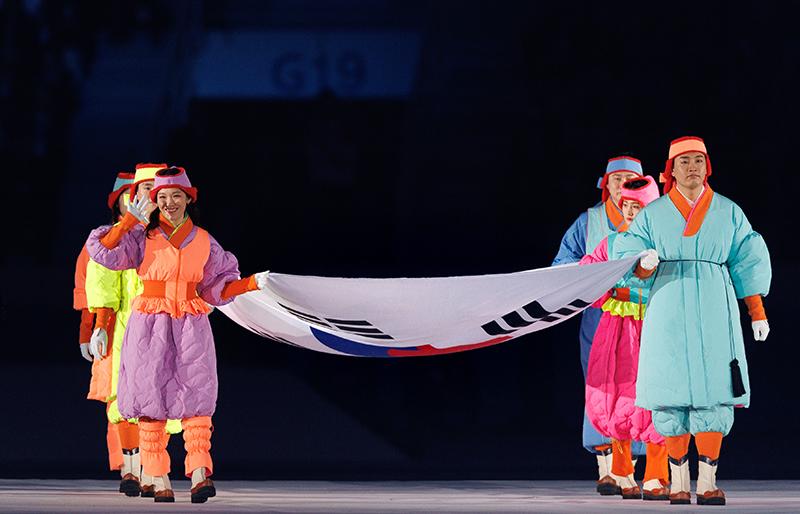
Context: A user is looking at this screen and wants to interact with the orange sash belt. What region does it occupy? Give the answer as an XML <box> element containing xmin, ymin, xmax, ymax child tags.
<box><xmin>611</xmin><ymin>287</ymin><xmax>631</xmax><ymax>301</ymax></box>
<box><xmin>142</xmin><ymin>280</ymin><xmax>199</xmax><ymax>300</ymax></box>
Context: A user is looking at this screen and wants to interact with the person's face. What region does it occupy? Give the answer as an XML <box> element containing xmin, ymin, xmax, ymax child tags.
<box><xmin>606</xmin><ymin>172</ymin><xmax>639</xmax><ymax>204</ymax></box>
<box><xmin>621</xmin><ymin>199</ymin><xmax>642</xmax><ymax>224</ymax></box>
<box><xmin>117</xmin><ymin>190</ymin><xmax>129</xmax><ymax>217</ymax></box>
<box><xmin>156</xmin><ymin>187</ymin><xmax>190</xmax><ymax>223</ymax></box>
<box><xmin>672</xmin><ymin>151</ymin><xmax>707</xmax><ymax>189</ymax></box>
<box><xmin>136</xmin><ymin>180</ymin><xmax>155</xmax><ymax>201</ymax></box>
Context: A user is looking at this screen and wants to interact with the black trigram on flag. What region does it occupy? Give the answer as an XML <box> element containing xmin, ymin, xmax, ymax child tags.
<box><xmin>278</xmin><ymin>302</ymin><xmax>394</xmax><ymax>340</ymax></box>
<box><xmin>481</xmin><ymin>298</ymin><xmax>591</xmax><ymax>336</ymax></box>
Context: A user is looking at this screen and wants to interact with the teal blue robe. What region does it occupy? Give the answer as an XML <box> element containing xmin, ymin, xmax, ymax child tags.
<box><xmin>613</xmin><ymin>189</ymin><xmax>771</xmax><ymax>411</ymax></box>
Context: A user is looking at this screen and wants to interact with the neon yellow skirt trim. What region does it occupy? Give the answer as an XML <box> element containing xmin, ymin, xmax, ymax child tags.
<box><xmin>601</xmin><ymin>297</ymin><xmax>647</xmax><ymax>321</ymax></box>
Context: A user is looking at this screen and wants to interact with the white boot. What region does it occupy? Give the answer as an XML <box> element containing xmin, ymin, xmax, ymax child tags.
<box><xmin>643</xmin><ymin>478</ymin><xmax>662</xmax><ymax>490</ymax></box>
<box><xmin>696</xmin><ymin>457</ymin><xmax>725</xmax><ymax>505</ymax></box>
<box><xmin>595</xmin><ymin>449</ymin><xmax>620</xmax><ymax>495</ymax></box>
<box><xmin>191</xmin><ymin>467</ymin><xmax>206</xmax><ymax>489</ymax></box>
<box><xmin>121</xmin><ymin>448</ymin><xmax>141</xmax><ymax>479</ymax></box>
<box><xmin>614</xmin><ymin>474</ymin><xmax>637</xmax><ymax>489</ymax></box>
<box><xmin>190</xmin><ymin>467</ymin><xmax>216</xmax><ymax>504</ymax></box>
<box><xmin>596</xmin><ymin>451</ymin><xmax>611</xmax><ymax>479</ymax></box>
<box><xmin>153</xmin><ymin>474</ymin><xmax>172</xmax><ymax>492</ymax></box>
<box><xmin>119</xmin><ymin>448</ymin><xmax>141</xmax><ymax>496</ymax></box>
<box><xmin>668</xmin><ymin>455</ymin><xmax>691</xmax><ymax>504</ymax></box>
<box><xmin>140</xmin><ymin>471</ymin><xmax>155</xmax><ymax>497</ymax></box>
<box><xmin>152</xmin><ymin>474</ymin><xmax>175</xmax><ymax>503</ymax></box>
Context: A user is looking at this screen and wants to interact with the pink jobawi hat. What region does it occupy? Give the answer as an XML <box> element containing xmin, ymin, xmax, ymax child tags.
<box><xmin>149</xmin><ymin>166</ymin><xmax>198</xmax><ymax>203</ymax></box>
<box><xmin>618</xmin><ymin>175</ymin><xmax>660</xmax><ymax>209</ymax></box>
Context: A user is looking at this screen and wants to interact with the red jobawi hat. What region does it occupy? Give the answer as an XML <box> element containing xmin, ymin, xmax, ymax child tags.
<box><xmin>660</xmin><ymin>136</ymin><xmax>713</xmax><ymax>194</ymax></box>
<box><xmin>107</xmin><ymin>172</ymin><xmax>134</xmax><ymax>209</ymax></box>
<box><xmin>149</xmin><ymin>166</ymin><xmax>198</xmax><ymax>203</ymax></box>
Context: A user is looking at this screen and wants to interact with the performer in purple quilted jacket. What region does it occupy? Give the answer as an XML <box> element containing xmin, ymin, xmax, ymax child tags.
<box><xmin>86</xmin><ymin>166</ymin><xmax>268</xmax><ymax>503</ymax></box>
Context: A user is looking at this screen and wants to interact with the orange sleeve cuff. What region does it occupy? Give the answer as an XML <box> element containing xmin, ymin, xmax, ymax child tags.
<box><xmin>79</xmin><ymin>308</ymin><xmax>94</xmax><ymax>344</ymax></box>
<box><xmin>100</xmin><ymin>212</ymin><xmax>139</xmax><ymax>249</ymax></box>
<box><xmin>634</xmin><ymin>264</ymin><xmax>656</xmax><ymax>278</ymax></box>
<box><xmin>743</xmin><ymin>295</ymin><xmax>766</xmax><ymax>321</ymax></box>
<box><xmin>94</xmin><ymin>307</ymin><xmax>114</xmax><ymax>331</ymax></box>
<box><xmin>221</xmin><ymin>275</ymin><xmax>259</xmax><ymax>300</ymax></box>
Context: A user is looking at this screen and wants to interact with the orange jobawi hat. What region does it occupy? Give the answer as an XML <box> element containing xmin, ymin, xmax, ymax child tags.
<box><xmin>660</xmin><ymin>136</ymin><xmax>713</xmax><ymax>193</ymax></box>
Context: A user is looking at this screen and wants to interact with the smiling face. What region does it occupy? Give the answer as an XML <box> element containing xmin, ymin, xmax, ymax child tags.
<box><xmin>621</xmin><ymin>199</ymin><xmax>642</xmax><ymax>224</ymax></box>
<box><xmin>606</xmin><ymin>171</ymin><xmax>640</xmax><ymax>204</ymax></box>
<box><xmin>672</xmin><ymin>151</ymin><xmax>707</xmax><ymax>191</ymax></box>
<box><xmin>156</xmin><ymin>187</ymin><xmax>191</xmax><ymax>224</ymax></box>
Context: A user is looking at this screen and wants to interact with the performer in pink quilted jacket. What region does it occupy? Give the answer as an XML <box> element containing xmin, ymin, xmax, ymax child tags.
<box><xmin>86</xmin><ymin>166</ymin><xmax>267</xmax><ymax>504</ymax></box>
<box><xmin>580</xmin><ymin>176</ymin><xmax>669</xmax><ymax>501</ymax></box>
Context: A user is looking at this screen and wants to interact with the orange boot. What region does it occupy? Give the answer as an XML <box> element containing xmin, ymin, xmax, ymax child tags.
<box><xmin>695</xmin><ymin>432</ymin><xmax>725</xmax><ymax>505</ymax></box>
<box><xmin>665</xmin><ymin>434</ymin><xmax>691</xmax><ymax>504</ymax></box>
<box><xmin>611</xmin><ymin>439</ymin><xmax>641</xmax><ymax>499</ymax></box>
<box><xmin>117</xmin><ymin>421</ymin><xmax>141</xmax><ymax>496</ymax></box>
<box><xmin>594</xmin><ymin>444</ymin><xmax>621</xmax><ymax>495</ymax></box>
<box><xmin>642</xmin><ymin>443</ymin><xmax>669</xmax><ymax>500</ymax></box>
<box><xmin>183</xmin><ymin>416</ymin><xmax>215</xmax><ymax>504</ymax></box>
<box><xmin>139</xmin><ymin>419</ymin><xmax>173</xmax><ymax>503</ymax></box>
<box><xmin>106</xmin><ymin>420</ymin><xmax>124</xmax><ymax>472</ymax></box>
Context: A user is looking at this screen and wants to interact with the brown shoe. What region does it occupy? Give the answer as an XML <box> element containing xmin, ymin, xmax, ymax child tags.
<box><xmin>697</xmin><ymin>489</ymin><xmax>726</xmax><ymax>506</ymax></box>
<box><xmin>596</xmin><ymin>475</ymin><xmax>621</xmax><ymax>496</ymax></box>
<box><xmin>669</xmin><ymin>491</ymin><xmax>691</xmax><ymax>505</ymax></box>
<box><xmin>119</xmin><ymin>473</ymin><xmax>141</xmax><ymax>497</ymax></box>
<box><xmin>141</xmin><ymin>484</ymin><xmax>155</xmax><ymax>498</ymax></box>
<box><xmin>643</xmin><ymin>485</ymin><xmax>670</xmax><ymax>501</ymax></box>
<box><xmin>154</xmin><ymin>489</ymin><xmax>175</xmax><ymax>503</ymax></box>
<box><xmin>191</xmin><ymin>478</ymin><xmax>216</xmax><ymax>504</ymax></box>
<box><xmin>621</xmin><ymin>485</ymin><xmax>642</xmax><ymax>499</ymax></box>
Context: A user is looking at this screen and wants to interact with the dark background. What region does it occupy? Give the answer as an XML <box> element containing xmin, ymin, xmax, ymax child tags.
<box><xmin>1</xmin><ymin>0</ymin><xmax>797</xmax><ymax>481</ymax></box>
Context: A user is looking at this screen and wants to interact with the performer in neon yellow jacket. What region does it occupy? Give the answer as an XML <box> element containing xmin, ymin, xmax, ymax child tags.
<box><xmin>613</xmin><ymin>136</ymin><xmax>771</xmax><ymax>506</ymax></box>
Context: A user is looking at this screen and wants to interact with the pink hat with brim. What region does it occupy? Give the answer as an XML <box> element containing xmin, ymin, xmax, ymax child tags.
<box><xmin>149</xmin><ymin>166</ymin><xmax>198</xmax><ymax>202</ymax></box>
<box><xmin>618</xmin><ymin>175</ymin><xmax>660</xmax><ymax>209</ymax></box>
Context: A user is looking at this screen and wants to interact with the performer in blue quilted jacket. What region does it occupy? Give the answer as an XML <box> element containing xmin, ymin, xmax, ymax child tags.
<box><xmin>552</xmin><ymin>156</ymin><xmax>645</xmax><ymax>495</ymax></box>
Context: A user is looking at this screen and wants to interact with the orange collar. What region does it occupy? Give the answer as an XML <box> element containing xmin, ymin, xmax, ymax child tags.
<box><xmin>668</xmin><ymin>186</ymin><xmax>714</xmax><ymax>237</ymax></box>
<box><xmin>159</xmin><ymin>214</ymin><xmax>194</xmax><ymax>248</ymax></box>
<box><xmin>605</xmin><ymin>198</ymin><xmax>625</xmax><ymax>229</ymax></box>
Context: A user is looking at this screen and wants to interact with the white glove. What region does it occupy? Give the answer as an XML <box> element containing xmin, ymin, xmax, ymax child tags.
<box><xmin>89</xmin><ymin>328</ymin><xmax>108</xmax><ymax>360</ymax></box>
<box><xmin>128</xmin><ymin>194</ymin><xmax>154</xmax><ymax>224</ymax></box>
<box><xmin>639</xmin><ymin>249</ymin><xmax>659</xmax><ymax>271</ymax></box>
<box><xmin>80</xmin><ymin>343</ymin><xmax>93</xmax><ymax>362</ymax></box>
<box><xmin>752</xmin><ymin>320</ymin><xmax>769</xmax><ymax>341</ymax></box>
<box><xmin>255</xmin><ymin>271</ymin><xmax>270</xmax><ymax>290</ymax></box>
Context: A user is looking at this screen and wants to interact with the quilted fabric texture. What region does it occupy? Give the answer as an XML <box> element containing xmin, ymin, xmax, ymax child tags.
<box><xmin>87</xmin><ymin>222</ymin><xmax>242</xmax><ymax>421</ymax></box>
<box><xmin>585</xmin><ymin>313</ymin><xmax>663</xmax><ymax>444</ymax></box>
<box><xmin>651</xmin><ymin>405</ymin><xmax>734</xmax><ymax>437</ymax></box>
<box><xmin>581</xmin><ymin>233</ymin><xmax>661</xmax><ymax>444</ymax></box>
<box><xmin>118</xmin><ymin>311</ymin><xmax>218</xmax><ymax>419</ymax></box>
<box><xmin>614</xmin><ymin>193</ymin><xmax>771</xmax><ymax>410</ymax></box>
<box><xmin>86</xmin><ymin>259</ymin><xmax>141</xmax><ymax>407</ymax></box>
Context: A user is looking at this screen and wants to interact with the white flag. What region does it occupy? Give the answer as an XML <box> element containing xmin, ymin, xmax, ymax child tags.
<box><xmin>218</xmin><ymin>256</ymin><xmax>639</xmax><ymax>357</ymax></box>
